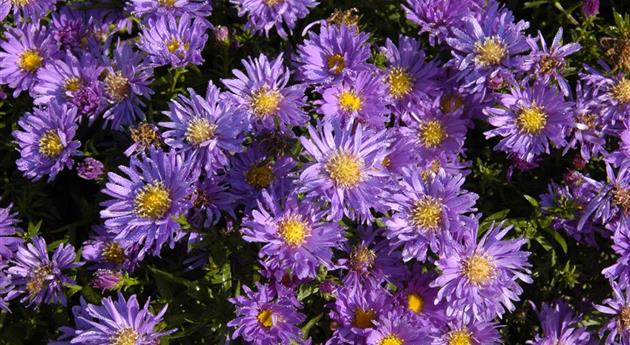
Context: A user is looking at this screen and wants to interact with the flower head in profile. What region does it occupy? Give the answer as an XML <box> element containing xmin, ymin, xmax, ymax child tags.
<box><xmin>6</xmin><ymin>236</ymin><xmax>81</xmax><ymax>307</ymax></box>
<box><xmin>403</xmin><ymin>0</ymin><xmax>484</xmax><ymax>45</ymax></box>
<box><xmin>0</xmin><ymin>201</ymin><xmax>22</xmax><ymax>264</ymax></box>
<box><xmin>128</xmin><ymin>0</ymin><xmax>212</xmax><ymax>19</ymax></box>
<box><xmin>0</xmin><ymin>23</ymin><xmax>57</xmax><ymax>97</ymax></box>
<box><xmin>595</xmin><ymin>282</ymin><xmax>630</xmax><ymax>344</ymax></box>
<box><xmin>527</xmin><ymin>300</ymin><xmax>591</xmax><ymax>345</ymax></box>
<box><xmin>299</xmin><ymin>120</ymin><xmax>388</xmax><ymax>223</ymax></box>
<box><xmin>432</xmin><ymin>220</ymin><xmax>532</xmax><ymax>320</ymax></box>
<box><xmin>296</xmin><ymin>23</ymin><xmax>371</xmax><ymax>85</ymax></box>
<box><xmin>366</xmin><ymin>309</ymin><xmax>427</xmax><ymax>345</ymax></box>
<box><xmin>484</xmin><ymin>82</ymin><xmax>571</xmax><ymax>163</ymax></box>
<box><xmin>81</xmin><ymin>225</ymin><xmax>139</xmax><ymax>273</ymax></box>
<box><xmin>138</xmin><ymin>14</ymin><xmax>209</xmax><ymax>68</ymax></box>
<box><xmin>231</xmin><ymin>0</ymin><xmax>318</xmax><ymax>38</ymax></box>
<box><xmin>223</xmin><ymin>53</ymin><xmax>308</xmax><ymax>132</ymax></box>
<box><xmin>228</xmin><ymin>283</ymin><xmax>307</xmax><ymax>345</ymax></box>
<box><xmin>385</xmin><ymin>168</ymin><xmax>477</xmax><ymax>262</ymax></box>
<box><xmin>13</xmin><ymin>102</ymin><xmax>81</xmax><ymax>182</ymax></box>
<box><xmin>0</xmin><ymin>0</ymin><xmax>58</xmax><ymax>23</ymax></box>
<box><xmin>100</xmin><ymin>149</ymin><xmax>195</xmax><ymax>257</ymax></box>
<box><xmin>159</xmin><ymin>81</ymin><xmax>248</xmax><ymax>173</ymax></box>
<box><xmin>188</xmin><ymin>175</ymin><xmax>237</xmax><ymax>229</ymax></box>
<box><xmin>242</xmin><ymin>189</ymin><xmax>344</xmax><ymax>279</ymax></box>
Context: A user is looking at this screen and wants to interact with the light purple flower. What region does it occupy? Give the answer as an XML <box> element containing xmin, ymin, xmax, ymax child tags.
<box><xmin>527</xmin><ymin>300</ymin><xmax>591</xmax><ymax>345</ymax></box>
<box><xmin>403</xmin><ymin>0</ymin><xmax>484</xmax><ymax>45</ymax></box>
<box><xmin>128</xmin><ymin>0</ymin><xmax>212</xmax><ymax>19</ymax></box>
<box><xmin>231</xmin><ymin>0</ymin><xmax>318</xmax><ymax>38</ymax></box>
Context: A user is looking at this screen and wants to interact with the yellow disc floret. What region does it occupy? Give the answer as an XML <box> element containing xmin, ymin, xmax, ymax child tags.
<box><xmin>327</xmin><ymin>53</ymin><xmax>345</xmax><ymax>75</ymax></box>
<box><xmin>134</xmin><ymin>181</ymin><xmax>172</xmax><ymax>220</ymax></box>
<box><xmin>110</xmin><ymin>328</ymin><xmax>140</xmax><ymax>345</ymax></box>
<box><xmin>448</xmin><ymin>329</ymin><xmax>473</xmax><ymax>345</ymax></box>
<box><xmin>612</xmin><ymin>78</ymin><xmax>630</xmax><ymax>105</ymax></box>
<box><xmin>105</xmin><ymin>71</ymin><xmax>130</xmax><ymax>102</ymax></box>
<box><xmin>245</xmin><ymin>163</ymin><xmax>273</xmax><ymax>188</ymax></box>
<box><xmin>338</xmin><ymin>90</ymin><xmax>362</xmax><ymax>112</ymax></box>
<box><xmin>379</xmin><ymin>334</ymin><xmax>404</xmax><ymax>345</ymax></box>
<box><xmin>517</xmin><ymin>103</ymin><xmax>547</xmax><ymax>134</ymax></box>
<box><xmin>411</xmin><ymin>196</ymin><xmax>443</xmax><ymax>230</ymax></box>
<box><xmin>418</xmin><ymin>120</ymin><xmax>447</xmax><ymax>149</ymax></box>
<box><xmin>19</xmin><ymin>49</ymin><xmax>43</xmax><ymax>72</ymax></box>
<box><xmin>474</xmin><ymin>36</ymin><xmax>507</xmax><ymax>67</ymax></box>
<box><xmin>387</xmin><ymin>67</ymin><xmax>414</xmax><ymax>99</ymax></box>
<box><xmin>250</xmin><ymin>87</ymin><xmax>283</xmax><ymax>118</ymax></box>
<box><xmin>257</xmin><ymin>309</ymin><xmax>274</xmax><ymax>328</ymax></box>
<box><xmin>38</xmin><ymin>130</ymin><xmax>65</xmax><ymax>158</ymax></box>
<box><xmin>407</xmin><ymin>293</ymin><xmax>424</xmax><ymax>314</ymax></box>
<box><xmin>325</xmin><ymin>151</ymin><xmax>363</xmax><ymax>188</ymax></box>
<box><xmin>277</xmin><ymin>215</ymin><xmax>310</xmax><ymax>247</ymax></box>
<box><xmin>185</xmin><ymin>117</ymin><xmax>217</xmax><ymax>146</ymax></box>
<box><xmin>352</xmin><ymin>308</ymin><xmax>376</xmax><ymax>329</ymax></box>
<box><xmin>463</xmin><ymin>253</ymin><xmax>495</xmax><ymax>285</ymax></box>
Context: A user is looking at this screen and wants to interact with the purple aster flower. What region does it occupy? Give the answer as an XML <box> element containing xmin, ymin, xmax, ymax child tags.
<box><xmin>582</xmin><ymin>0</ymin><xmax>599</xmax><ymax>17</ymax></box>
<box><xmin>0</xmin><ymin>270</ymin><xmax>12</xmax><ymax>312</ymax></box>
<box><xmin>76</xmin><ymin>157</ymin><xmax>105</xmax><ymax>180</ymax></box>
<box><xmin>231</xmin><ymin>0</ymin><xmax>317</xmax><ymax>38</ymax></box>
<box><xmin>380</xmin><ymin>35</ymin><xmax>441</xmax><ymax>115</ymax></box>
<box><xmin>296</xmin><ymin>23</ymin><xmax>371</xmax><ymax>85</ymax></box>
<box><xmin>100</xmin><ymin>149</ymin><xmax>195</xmax><ymax>257</ymax></box>
<box><xmin>125</xmin><ymin>122</ymin><xmax>163</xmax><ymax>157</ymax></box>
<box><xmin>242</xmin><ymin>189</ymin><xmax>344</xmax><ymax>279</ymax></box>
<box><xmin>400</xmin><ymin>99</ymin><xmax>468</xmax><ymax>162</ymax></box>
<box><xmin>523</xmin><ymin>28</ymin><xmax>581</xmax><ymax>96</ymax></box>
<box><xmin>0</xmin><ymin>23</ymin><xmax>57</xmax><ymax>97</ymax></box>
<box><xmin>394</xmin><ymin>268</ymin><xmax>446</xmax><ymax>326</ymax></box>
<box><xmin>228</xmin><ymin>283</ymin><xmax>307</xmax><ymax>345</ymax></box>
<box><xmin>128</xmin><ymin>0</ymin><xmax>212</xmax><ymax>19</ymax></box>
<box><xmin>403</xmin><ymin>0</ymin><xmax>484</xmax><ymax>45</ymax></box>
<box><xmin>527</xmin><ymin>300</ymin><xmax>591</xmax><ymax>345</ymax></box>
<box><xmin>385</xmin><ymin>168</ymin><xmax>478</xmax><ymax>262</ymax></box>
<box><xmin>188</xmin><ymin>175</ymin><xmax>237</xmax><ymax>228</ymax></box>
<box><xmin>49</xmin><ymin>7</ymin><xmax>90</xmax><ymax>52</ymax></box>
<box><xmin>0</xmin><ymin>201</ymin><xmax>21</xmax><ymax>264</ymax></box>
<box><xmin>90</xmin><ymin>269</ymin><xmax>122</xmax><ymax>291</ymax></box>
<box><xmin>223</xmin><ymin>53</ymin><xmax>308</xmax><ymax>132</ymax></box>
<box><xmin>432</xmin><ymin>220</ymin><xmax>532</xmax><ymax>320</ymax></box>
<box><xmin>82</xmin><ymin>226</ymin><xmax>138</xmax><ymax>272</ymax></box>
<box><xmin>13</xmin><ymin>102</ymin><xmax>81</xmax><ymax>182</ymax></box>
<box><xmin>0</xmin><ymin>0</ymin><xmax>57</xmax><ymax>22</ymax></box>
<box><xmin>581</xmin><ymin>64</ymin><xmax>630</xmax><ymax>123</ymax></box>
<box><xmin>299</xmin><ymin>120</ymin><xmax>388</xmax><ymax>223</ymax></box>
<box><xmin>604</xmin><ymin>226</ymin><xmax>630</xmax><ymax>288</ymax></box>
<box><xmin>327</xmin><ymin>283</ymin><xmax>392</xmax><ymax>344</ymax></box>
<box><xmin>6</xmin><ymin>236</ymin><xmax>81</xmax><ymax>307</ymax></box>
<box><xmin>565</xmin><ymin>82</ymin><xmax>608</xmax><ymax>161</ymax></box>
<box><xmin>68</xmin><ymin>293</ymin><xmax>173</xmax><ymax>344</ymax></box>
<box><xmin>319</xmin><ymin>70</ymin><xmax>389</xmax><ymax>129</ymax></box>
<box><xmin>159</xmin><ymin>81</ymin><xmax>248</xmax><ymax>173</ymax></box>
<box><xmin>446</xmin><ymin>2</ymin><xmax>529</xmax><ymax>96</ymax></box>
<box><xmin>102</xmin><ymin>41</ymin><xmax>154</xmax><ymax>130</ymax></box>
<box><xmin>226</xmin><ymin>143</ymin><xmax>296</xmax><ymax>210</ymax></box>
<box><xmin>578</xmin><ymin>164</ymin><xmax>630</xmax><ymax>231</ymax></box>
<box><xmin>431</xmin><ymin>313</ymin><xmax>501</xmax><ymax>345</ymax></box>
<box><xmin>366</xmin><ymin>310</ymin><xmax>426</xmax><ymax>345</ymax></box>
<box><xmin>484</xmin><ymin>82</ymin><xmax>571</xmax><ymax>163</ymax></box>
<box><xmin>595</xmin><ymin>282</ymin><xmax>630</xmax><ymax>344</ymax></box>
<box><xmin>138</xmin><ymin>13</ymin><xmax>208</xmax><ymax>68</ymax></box>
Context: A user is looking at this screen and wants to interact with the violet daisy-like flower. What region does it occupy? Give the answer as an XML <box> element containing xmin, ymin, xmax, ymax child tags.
<box><xmin>403</xmin><ymin>0</ymin><xmax>484</xmax><ymax>45</ymax></box>
<box><xmin>581</xmin><ymin>64</ymin><xmax>630</xmax><ymax>123</ymax></box>
<box><xmin>102</xmin><ymin>41</ymin><xmax>154</xmax><ymax>130</ymax></box>
<box><xmin>446</xmin><ymin>2</ymin><xmax>529</xmax><ymax>95</ymax></box>
<box><xmin>299</xmin><ymin>120</ymin><xmax>388</xmax><ymax>223</ymax></box>
<box><xmin>159</xmin><ymin>81</ymin><xmax>248</xmax><ymax>173</ymax></box>
<box><xmin>603</xmin><ymin>227</ymin><xmax>630</xmax><ymax>288</ymax></box>
<box><xmin>231</xmin><ymin>0</ymin><xmax>318</xmax><ymax>38</ymax></box>
<box><xmin>242</xmin><ymin>189</ymin><xmax>344</xmax><ymax>279</ymax></box>
<box><xmin>296</xmin><ymin>23</ymin><xmax>371</xmax><ymax>85</ymax></box>
<box><xmin>566</xmin><ymin>82</ymin><xmax>607</xmax><ymax>162</ymax></box>
<box><xmin>523</xmin><ymin>28</ymin><xmax>581</xmax><ymax>96</ymax></box>
<box><xmin>0</xmin><ymin>0</ymin><xmax>57</xmax><ymax>22</ymax></box>
<box><xmin>527</xmin><ymin>300</ymin><xmax>591</xmax><ymax>345</ymax></box>
<box><xmin>13</xmin><ymin>102</ymin><xmax>81</xmax><ymax>182</ymax></box>
<box><xmin>431</xmin><ymin>313</ymin><xmax>501</xmax><ymax>345</ymax></box>
<box><xmin>0</xmin><ymin>270</ymin><xmax>12</xmax><ymax>312</ymax></box>
<box><xmin>90</xmin><ymin>269</ymin><xmax>122</xmax><ymax>291</ymax></box>
<box><xmin>128</xmin><ymin>0</ymin><xmax>212</xmax><ymax>19</ymax></box>
<box><xmin>49</xmin><ymin>7</ymin><xmax>90</xmax><ymax>52</ymax></box>
<box><xmin>327</xmin><ymin>283</ymin><xmax>392</xmax><ymax>344</ymax></box>
<box><xmin>228</xmin><ymin>283</ymin><xmax>307</xmax><ymax>345</ymax></box>
<box><xmin>188</xmin><ymin>175</ymin><xmax>237</xmax><ymax>229</ymax></box>
<box><xmin>385</xmin><ymin>168</ymin><xmax>478</xmax><ymax>262</ymax></box>
<box><xmin>68</xmin><ymin>293</ymin><xmax>173</xmax><ymax>344</ymax></box>
<box><xmin>484</xmin><ymin>82</ymin><xmax>571</xmax><ymax>163</ymax></box>
<box><xmin>0</xmin><ymin>24</ymin><xmax>57</xmax><ymax>97</ymax></box>
<box><xmin>6</xmin><ymin>236</ymin><xmax>81</xmax><ymax>307</ymax></box>
<box><xmin>366</xmin><ymin>310</ymin><xmax>427</xmax><ymax>345</ymax></box>
<box><xmin>0</xmin><ymin>201</ymin><xmax>21</xmax><ymax>264</ymax></box>
<box><xmin>394</xmin><ymin>268</ymin><xmax>446</xmax><ymax>325</ymax></box>
<box><xmin>595</xmin><ymin>282</ymin><xmax>630</xmax><ymax>344</ymax></box>
<box><xmin>138</xmin><ymin>13</ymin><xmax>208</xmax><ymax>68</ymax></box>
<box><xmin>380</xmin><ymin>35</ymin><xmax>441</xmax><ymax>115</ymax></box>
<box><xmin>319</xmin><ymin>70</ymin><xmax>389</xmax><ymax>129</ymax></box>
<box><xmin>100</xmin><ymin>149</ymin><xmax>195</xmax><ymax>257</ymax></box>
<box><xmin>223</xmin><ymin>53</ymin><xmax>308</xmax><ymax>132</ymax></box>
<box><xmin>432</xmin><ymin>220</ymin><xmax>532</xmax><ymax>320</ymax></box>
<box><xmin>82</xmin><ymin>226</ymin><xmax>139</xmax><ymax>272</ymax></box>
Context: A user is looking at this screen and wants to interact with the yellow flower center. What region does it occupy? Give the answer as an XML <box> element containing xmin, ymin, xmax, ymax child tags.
<box><xmin>158</xmin><ymin>0</ymin><xmax>176</xmax><ymax>6</ymax></box>
<box><xmin>517</xmin><ymin>103</ymin><xmax>547</xmax><ymax>134</ymax></box>
<box><xmin>612</xmin><ymin>78</ymin><xmax>630</xmax><ymax>104</ymax></box>
<box><xmin>134</xmin><ymin>181</ymin><xmax>172</xmax><ymax>220</ymax></box>
<box><xmin>19</xmin><ymin>49</ymin><xmax>43</xmax><ymax>72</ymax></box>
<box><xmin>463</xmin><ymin>253</ymin><xmax>495</xmax><ymax>285</ymax></box>
<box><xmin>539</xmin><ymin>55</ymin><xmax>563</xmax><ymax>74</ymax></box>
<box><xmin>64</xmin><ymin>77</ymin><xmax>82</xmax><ymax>92</ymax></box>
<box><xmin>576</xmin><ymin>113</ymin><xmax>597</xmax><ymax>130</ymax></box>
<box><xmin>110</xmin><ymin>328</ymin><xmax>140</xmax><ymax>345</ymax></box>
<box><xmin>614</xmin><ymin>187</ymin><xmax>630</xmax><ymax>212</ymax></box>
<box><xmin>327</xmin><ymin>8</ymin><xmax>360</xmax><ymax>29</ymax></box>
<box><xmin>130</xmin><ymin>123</ymin><xmax>161</xmax><ymax>148</ymax></box>
<box><xmin>411</xmin><ymin>196</ymin><xmax>442</xmax><ymax>230</ymax></box>
<box><xmin>474</xmin><ymin>36</ymin><xmax>507</xmax><ymax>67</ymax></box>
<box><xmin>407</xmin><ymin>293</ymin><xmax>424</xmax><ymax>314</ymax></box>
<box><xmin>387</xmin><ymin>67</ymin><xmax>414</xmax><ymax>99</ymax></box>
<box><xmin>245</xmin><ymin>163</ymin><xmax>273</xmax><ymax>188</ymax></box>
<box><xmin>418</xmin><ymin>120</ymin><xmax>447</xmax><ymax>148</ymax></box>
<box><xmin>338</xmin><ymin>90</ymin><xmax>362</xmax><ymax>112</ymax></box>
<box><xmin>38</xmin><ymin>130</ymin><xmax>65</xmax><ymax>158</ymax></box>
<box><xmin>11</xmin><ymin>0</ymin><xmax>32</xmax><ymax>6</ymax></box>
<box><xmin>327</xmin><ymin>53</ymin><xmax>345</xmax><ymax>75</ymax></box>
<box><xmin>250</xmin><ymin>87</ymin><xmax>283</xmax><ymax>118</ymax></box>
<box><xmin>166</xmin><ymin>38</ymin><xmax>181</xmax><ymax>53</ymax></box>
<box><xmin>264</xmin><ymin>0</ymin><xmax>283</xmax><ymax>5</ymax></box>
<box><xmin>102</xmin><ymin>242</ymin><xmax>125</xmax><ymax>265</ymax></box>
<box><xmin>105</xmin><ymin>71</ymin><xmax>130</xmax><ymax>102</ymax></box>
<box><xmin>352</xmin><ymin>308</ymin><xmax>376</xmax><ymax>329</ymax></box>
<box><xmin>325</xmin><ymin>151</ymin><xmax>363</xmax><ymax>188</ymax></box>
<box><xmin>440</xmin><ymin>94</ymin><xmax>464</xmax><ymax>113</ymax></box>
<box><xmin>349</xmin><ymin>245</ymin><xmax>376</xmax><ymax>272</ymax></box>
<box><xmin>448</xmin><ymin>329</ymin><xmax>473</xmax><ymax>345</ymax></box>
<box><xmin>185</xmin><ymin>117</ymin><xmax>216</xmax><ymax>145</ymax></box>
<box><xmin>257</xmin><ymin>309</ymin><xmax>274</xmax><ymax>328</ymax></box>
<box><xmin>277</xmin><ymin>215</ymin><xmax>310</xmax><ymax>247</ymax></box>
<box><xmin>379</xmin><ymin>334</ymin><xmax>404</xmax><ymax>345</ymax></box>
<box><xmin>26</xmin><ymin>264</ymin><xmax>52</xmax><ymax>296</ymax></box>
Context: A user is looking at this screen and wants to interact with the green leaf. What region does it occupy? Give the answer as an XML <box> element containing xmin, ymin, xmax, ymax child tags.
<box><xmin>523</xmin><ymin>194</ymin><xmax>540</xmax><ymax>208</ymax></box>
